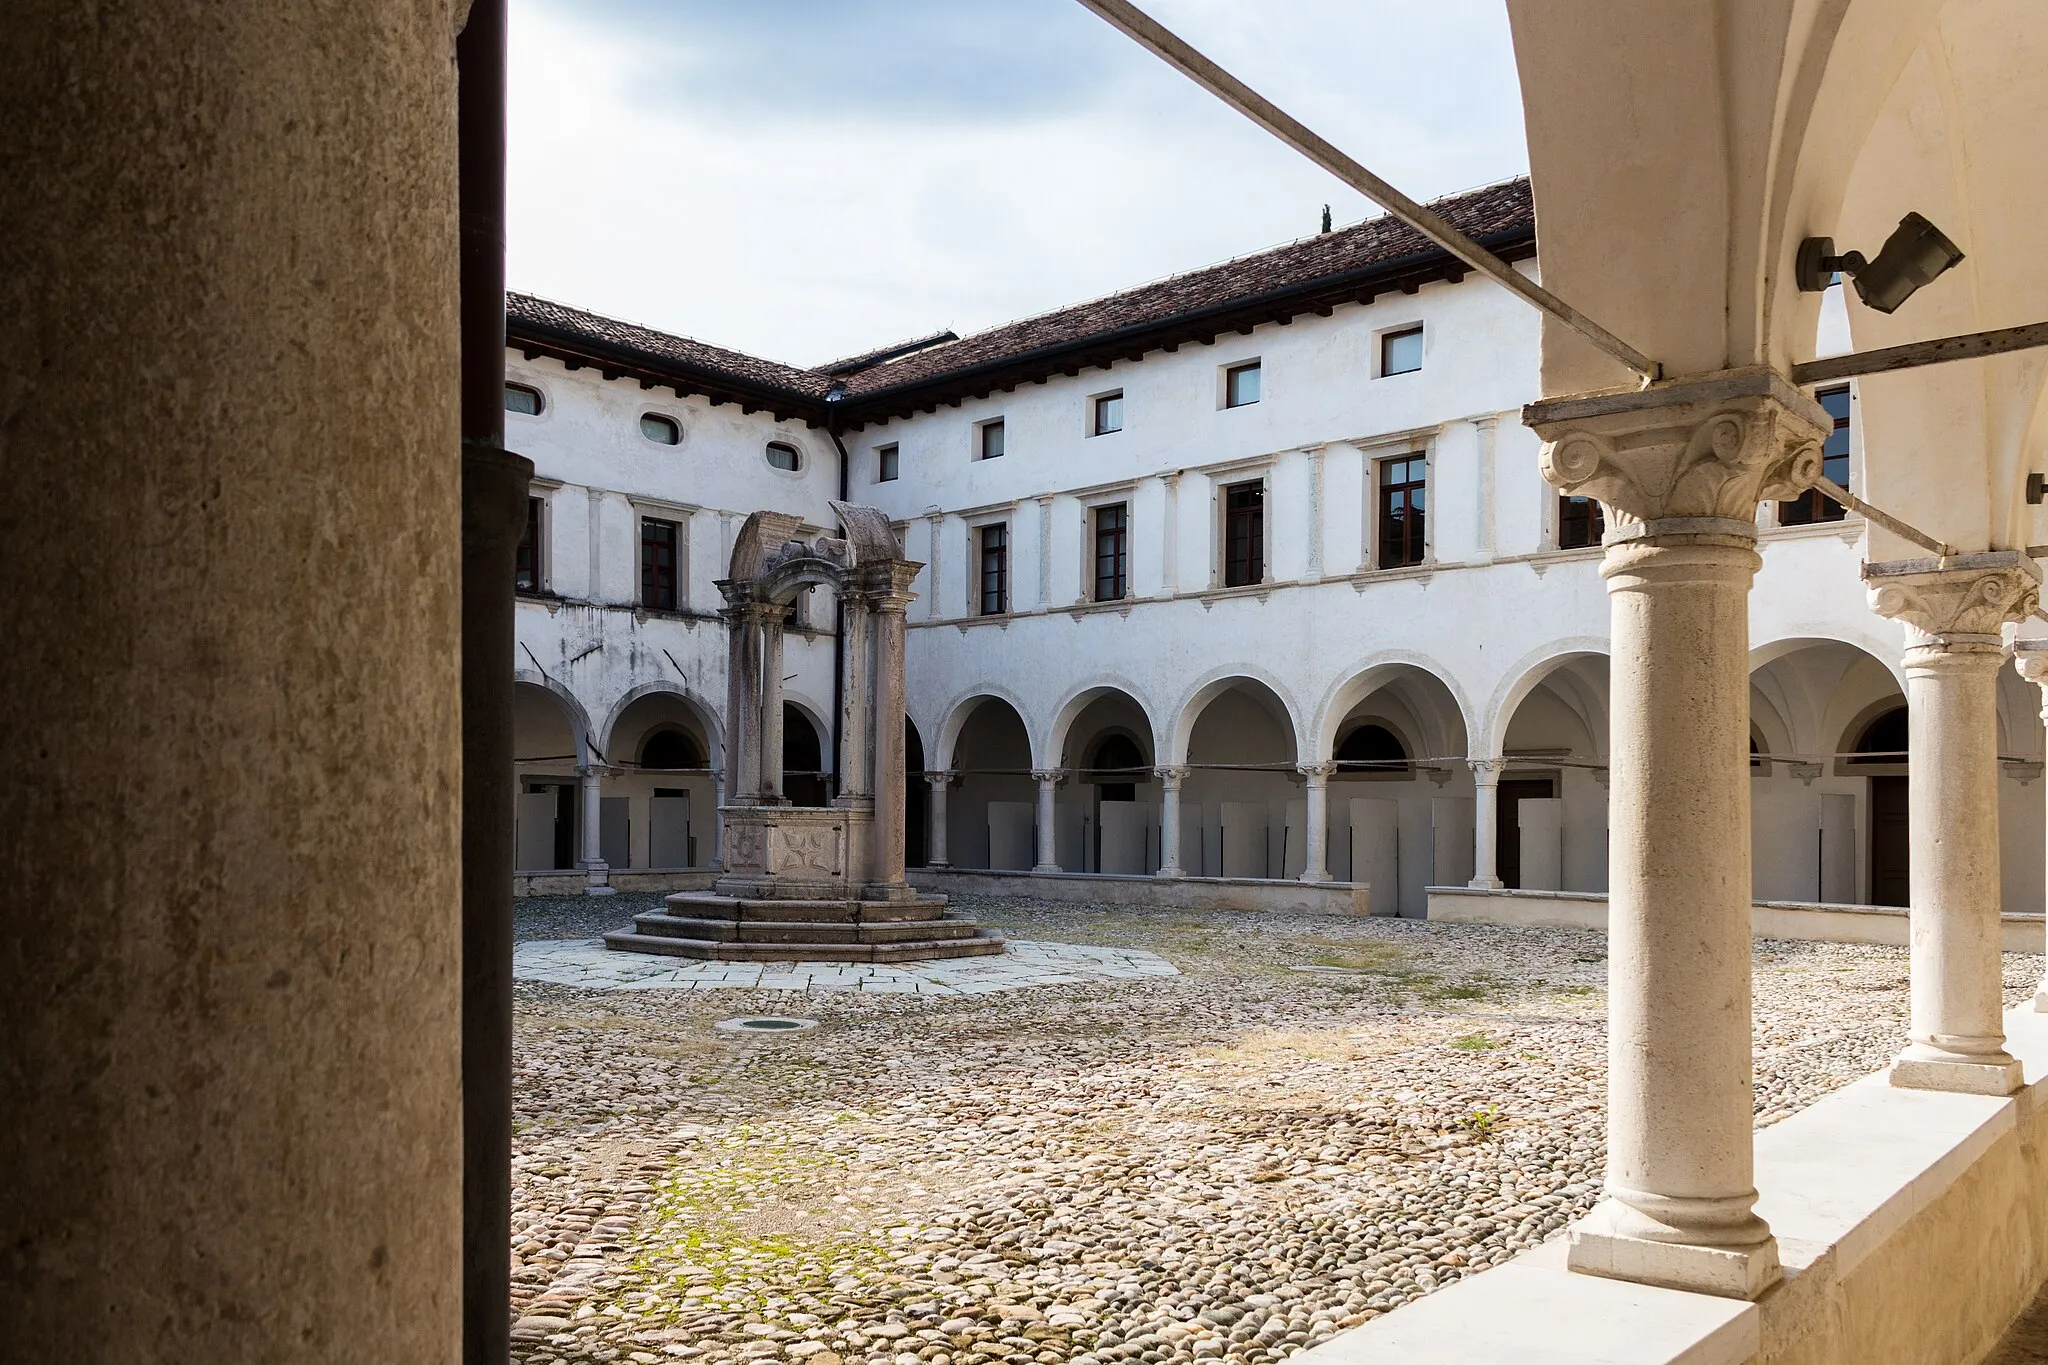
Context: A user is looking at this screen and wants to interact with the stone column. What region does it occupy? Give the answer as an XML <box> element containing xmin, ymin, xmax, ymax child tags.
<box><xmin>722</xmin><ymin>602</ymin><xmax>765</xmax><ymax>806</ymax></box>
<box><xmin>759</xmin><ymin>608</ymin><xmax>786</xmax><ymax>803</ymax></box>
<box><xmin>1299</xmin><ymin>762</ymin><xmax>1336</xmax><ymax>882</ymax></box>
<box><xmin>1527</xmin><ymin>369</ymin><xmax>1830</xmax><ymax>1301</ymax></box>
<box><xmin>1870</xmin><ymin>557</ymin><xmax>2038</xmax><ymax>1092</ymax></box>
<box><xmin>868</xmin><ymin>565</ymin><xmax>918</xmax><ymax>896</ymax></box>
<box><xmin>1155</xmin><ymin>766</ymin><xmax>1187</xmax><ymax>876</ymax></box>
<box><xmin>710</xmin><ymin>768</ymin><xmax>726</xmax><ymax>866</ymax></box>
<box><xmin>578</xmin><ymin>764</ymin><xmax>614</xmax><ymax>895</ymax></box>
<box><xmin>839</xmin><ymin>592</ymin><xmax>874</xmax><ymax>801</ymax></box>
<box><xmin>2014</xmin><ymin>643</ymin><xmax>2048</xmax><ymax>1009</ymax></box>
<box><xmin>1469</xmin><ymin>759</ymin><xmax>1504</xmax><ymax>889</ymax></box>
<box><xmin>1032</xmin><ymin>769</ymin><xmax>1064</xmax><ymax>873</ymax></box>
<box><xmin>1</xmin><ymin>3</ymin><xmax>465</xmax><ymax>1355</ymax></box>
<box><xmin>927</xmin><ymin>772</ymin><xmax>953</xmax><ymax>868</ymax></box>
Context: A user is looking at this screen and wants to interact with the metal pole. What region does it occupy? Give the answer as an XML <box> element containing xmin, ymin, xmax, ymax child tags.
<box><xmin>1792</xmin><ymin>320</ymin><xmax>2048</xmax><ymax>386</ymax></box>
<box><xmin>458</xmin><ymin>2</ymin><xmax>532</xmax><ymax>1361</ymax></box>
<box><xmin>1072</xmin><ymin>0</ymin><xmax>1660</xmax><ymax>383</ymax></box>
<box><xmin>1811</xmin><ymin>476</ymin><xmax>1952</xmax><ymax>558</ymax></box>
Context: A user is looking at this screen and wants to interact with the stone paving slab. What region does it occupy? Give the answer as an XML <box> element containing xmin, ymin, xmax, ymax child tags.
<box><xmin>512</xmin><ymin>937</ymin><xmax>1179</xmax><ymax>994</ymax></box>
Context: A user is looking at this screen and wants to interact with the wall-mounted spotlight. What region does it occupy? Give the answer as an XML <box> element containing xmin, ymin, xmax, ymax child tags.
<box><xmin>1796</xmin><ymin>212</ymin><xmax>1966</xmax><ymax>313</ymax></box>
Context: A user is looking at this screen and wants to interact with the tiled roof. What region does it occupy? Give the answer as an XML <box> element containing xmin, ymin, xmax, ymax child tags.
<box><xmin>505</xmin><ymin>177</ymin><xmax>1535</xmax><ymax>424</ymax></box>
<box><xmin>839</xmin><ymin>177</ymin><xmax>1534</xmax><ymax>401</ymax></box>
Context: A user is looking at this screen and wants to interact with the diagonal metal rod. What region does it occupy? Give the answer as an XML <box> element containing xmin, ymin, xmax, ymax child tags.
<box><xmin>1074</xmin><ymin>0</ymin><xmax>1660</xmax><ymax>383</ymax></box>
<box><xmin>1812</xmin><ymin>476</ymin><xmax>1952</xmax><ymax>558</ymax></box>
<box><xmin>1791</xmin><ymin>320</ymin><xmax>2048</xmax><ymax>386</ymax></box>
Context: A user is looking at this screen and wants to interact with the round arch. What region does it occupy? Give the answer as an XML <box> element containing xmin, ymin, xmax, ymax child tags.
<box><xmin>1480</xmin><ymin>641</ymin><xmax>1612</xmax><ymax>761</ymax></box>
<box><xmin>936</xmin><ymin>686</ymin><xmax>1039</xmax><ymax>773</ymax></box>
<box><xmin>513</xmin><ymin>670</ymin><xmax>596</xmax><ymax>762</ymax></box>
<box><xmin>1310</xmin><ymin>653</ymin><xmax>1475</xmax><ymax>764</ymax></box>
<box><xmin>1165</xmin><ymin>665</ymin><xmax>1307</xmax><ymax>766</ymax></box>
<box><xmin>1047</xmin><ymin>680</ymin><xmax>1163</xmax><ymax>771</ymax></box>
<box><xmin>597</xmin><ymin>680</ymin><xmax>725</xmax><ymax>771</ymax></box>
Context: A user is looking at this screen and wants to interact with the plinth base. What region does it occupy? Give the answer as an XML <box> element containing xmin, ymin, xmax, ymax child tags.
<box><xmin>1889</xmin><ymin>1046</ymin><xmax>2024</xmax><ymax>1096</ymax></box>
<box><xmin>1566</xmin><ymin>1200</ymin><xmax>1781</xmax><ymax>1300</ymax></box>
<box><xmin>602</xmin><ymin>891</ymin><xmax>1003</xmax><ymax>963</ymax></box>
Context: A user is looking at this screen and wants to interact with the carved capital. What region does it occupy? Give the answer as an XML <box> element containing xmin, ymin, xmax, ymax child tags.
<box><xmin>2013</xmin><ymin>640</ymin><xmax>2048</xmax><ymax>693</ymax></box>
<box><xmin>1524</xmin><ymin>369</ymin><xmax>1829</xmax><ymax>532</ymax></box>
<box><xmin>1468</xmin><ymin>757</ymin><xmax>1500</xmax><ymax>783</ymax></box>
<box><xmin>1030</xmin><ymin>768</ymin><xmax>1066</xmax><ymax>787</ymax></box>
<box><xmin>1297</xmin><ymin>762</ymin><xmax>1338</xmax><ymax>783</ymax></box>
<box><xmin>1865</xmin><ymin>554</ymin><xmax>2039</xmax><ymax>648</ymax></box>
<box><xmin>1153</xmin><ymin>765</ymin><xmax>1189</xmax><ymax>786</ymax></box>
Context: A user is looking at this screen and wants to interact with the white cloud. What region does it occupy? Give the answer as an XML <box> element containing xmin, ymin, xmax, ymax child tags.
<box><xmin>507</xmin><ymin>0</ymin><xmax>1528</xmax><ymax>367</ymax></box>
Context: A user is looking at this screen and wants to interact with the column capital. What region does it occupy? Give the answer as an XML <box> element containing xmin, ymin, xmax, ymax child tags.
<box><xmin>1029</xmin><ymin>768</ymin><xmax>1066</xmax><ymax>786</ymax></box>
<box><xmin>924</xmin><ymin>769</ymin><xmax>957</xmax><ymax>788</ymax></box>
<box><xmin>1865</xmin><ymin>553</ymin><xmax>2039</xmax><ymax>650</ymax></box>
<box><xmin>1467</xmin><ymin>757</ymin><xmax>1501</xmax><ymax>782</ymax></box>
<box><xmin>1524</xmin><ymin>368</ymin><xmax>1829</xmax><ymax>533</ymax></box>
<box><xmin>2014</xmin><ymin>640</ymin><xmax>2048</xmax><ymax>706</ymax></box>
<box><xmin>1297</xmin><ymin>761</ymin><xmax>1338</xmax><ymax>782</ymax></box>
<box><xmin>1153</xmin><ymin>765</ymin><xmax>1188</xmax><ymax>785</ymax></box>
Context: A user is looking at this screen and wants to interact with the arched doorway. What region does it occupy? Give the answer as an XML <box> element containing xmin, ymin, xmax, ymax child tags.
<box><xmin>1054</xmin><ymin>687</ymin><xmax>1159</xmax><ymax>875</ymax></box>
<box><xmin>1493</xmin><ymin>655</ymin><xmax>1609</xmax><ymax>893</ymax></box>
<box><xmin>946</xmin><ymin>697</ymin><xmax>1034</xmax><ymax>869</ymax></box>
<box><xmin>604</xmin><ymin>687</ymin><xmax>719</xmax><ymax>870</ymax></box>
<box><xmin>1177</xmin><ymin>677</ymin><xmax>1300</xmax><ymax>879</ymax></box>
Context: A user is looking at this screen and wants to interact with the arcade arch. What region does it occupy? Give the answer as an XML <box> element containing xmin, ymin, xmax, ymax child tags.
<box><xmin>1176</xmin><ymin>676</ymin><xmax>1301</xmax><ymax>880</ymax></box>
<box><xmin>1315</xmin><ymin>663</ymin><xmax>1471</xmax><ymax>910</ymax></box>
<box><xmin>1054</xmin><ymin>688</ymin><xmax>1158</xmax><ymax>875</ymax></box>
<box><xmin>603</xmin><ymin>686</ymin><xmax>721</xmax><ymax>871</ymax></box>
<box><xmin>944</xmin><ymin>696</ymin><xmax>1035</xmax><ymax>871</ymax></box>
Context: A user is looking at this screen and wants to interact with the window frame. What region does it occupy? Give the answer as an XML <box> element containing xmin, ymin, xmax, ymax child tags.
<box><xmin>1223</xmin><ymin>361</ymin><xmax>1262</xmax><ymax>409</ymax></box>
<box><xmin>1379</xmin><ymin>324</ymin><xmax>1425</xmax><ymax>377</ymax></box>
<box><xmin>515</xmin><ymin>495</ymin><xmax>546</xmax><ymax>594</ymax></box>
<box><xmin>639</xmin><ymin>412</ymin><xmax>682</xmax><ymax>445</ymax></box>
<box><xmin>1376</xmin><ymin>452</ymin><xmax>1429</xmax><ymax>570</ymax></box>
<box><xmin>1092</xmin><ymin>501</ymin><xmax>1129</xmax><ymax>602</ymax></box>
<box><xmin>976</xmin><ymin>522</ymin><xmax>1010</xmax><ymax>616</ymax></box>
<box><xmin>1091</xmin><ymin>390</ymin><xmax>1124</xmax><ymax>437</ymax></box>
<box><xmin>504</xmin><ymin>382</ymin><xmax>544</xmax><ymax>417</ymax></box>
<box><xmin>1221</xmin><ymin>479</ymin><xmax>1266</xmax><ymax>587</ymax></box>
<box><xmin>764</xmin><ymin>441</ymin><xmax>803</xmax><ymax>473</ymax></box>
<box><xmin>875</xmin><ymin>442</ymin><xmax>900</xmax><ymax>483</ymax></box>
<box><xmin>976</xmin><ymin>418</ymin><xmax>1006</xmax><ymax>461</ymax></box>
<box><xmin>639</xmin><ymin>515</ymin><xmax>681</xmax><ymax>611</ymax></box>
<box><xmin>1556</xmin><ymin>494</ymin><xmax>1605</xmax><ymax>550</ymax></box>
<box><xmin>1779</xmin><ymin>385</ymin><xmax>1852</xmax><ymax>526</ymax></box>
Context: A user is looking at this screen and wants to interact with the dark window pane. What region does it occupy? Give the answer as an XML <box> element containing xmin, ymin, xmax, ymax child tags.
<box><xmin>979</xmin><ymin>524</ymin><xmax>1008</xmax><ymax>615</ymax></box>
<box><xmin>1782</xmin><ymin>386</ymin><xmax>1851</xmax><ymax>525</ymax></box>
<box><xmin>1223</xmin><ymin>482</ymin><xmax>1265</xmax><ymax>586</ymax></box>
<box><xmin>1378</xmin><ymin>455</ymin><xmax>1427</xmax><ymax>569</ymax></box>
<box><xmin>765</xmin><ymin>442</ymin><xmax>800</xmax><ymax>471</ymax></box>
<box><xmin>1225</xmin><ymin>363</ymin><xmax>1261</xmax><ymax>408</ymax></box>
<box><xmin>1094</xmin><ymin>393</ymin><xmax>1123</xmax><ymax>435</ymax></box>
<box><xmin>1094</xmin><ymin>503</ymin><xmax>1128</xmax><ymax>601</ymax></box>
<box><xmin>980</xmin><ymin>420</ymin><xmax>1005</xmax><ymax>460</ymax></box>
<box><xmin>504</xmin><ymin>383</ymin><xmax>542</xmax><ymax>416</ymax></box>
<box><xmin>640</xmin><ymin>518</ymin><xmax>679</xmax><ymax>610</ymax></box>
<box><xmin>516</xmin><ymin>497</ymin><xmax>543</xmax><ymax>592</ymax></box>
<box><xmin>1558</xmin><ymin>495</ymin><xmax>1605</xmax><ymax>550</ymax></box>
<box><xmin>640</xmin><ymin>413</ymin><xmax>680</xmax><ymax>444</ymax></box>
<box><xmin>1381</xmin><ymin>326</ymin><xmax>1424</xmax><ymax>376</ymax></box>
<box><xmin>877</xmin><ymin>444</ymin><xmax>899</xmax><ymax>482</ymax></box>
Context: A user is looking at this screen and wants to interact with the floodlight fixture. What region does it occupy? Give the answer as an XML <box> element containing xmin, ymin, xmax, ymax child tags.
<box><xmin>1797</xmin><ymin>212</ymin><xmax>1966</xmax><ymax>314</ymax></box>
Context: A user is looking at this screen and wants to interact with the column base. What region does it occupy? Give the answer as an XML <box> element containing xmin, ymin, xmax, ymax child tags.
<box><xmin>1566</xmin><ymin>1199</ymin><xmax>1780</xmax><ymax>1300</ymax></box>
<box><xmin>1889</xmin><ymin>1044</ymin><xmax>2023</xmax><ymax>1095</ymax></box>
<box><xmin>1467</xmin><ymin>877</ymin><xmax>1504</xmax><ymax>890</ymax></box>
<box><xmin>926</xmin><ymin>859</ymin><xmax>951</xmax><ymax>870</ymax></box>
<box><xmin>581</xmin><ymin>862</ymin><xmax>615</xmax><ymax>896</ymax></box>
<box><xmin>1154</xmin><ymin>866</ymin><xmax>1184</xmax><ymax>879</ymax></box>
<box><xmin>1299</xmin><ymin>870</ymin><xmax>1333</xmax><ymax>884</ymax></box>
<box><xmin>1030</xmin><ymin>863</ymin><xmax>1062</xmax><ymax>875</ymax></box>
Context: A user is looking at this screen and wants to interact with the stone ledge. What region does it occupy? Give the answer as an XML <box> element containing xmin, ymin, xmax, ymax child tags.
<box><xmin>911</xmin><ymin>867</ymin><xmax>1373</xmax><ymax>915</ymax></box>
<box><xmin>1425</xmin><ymin>885</ymin><xmax>2046</xmax><ymax>952</ymax></box>
<box><xmin>1300</xmin><ymin>1007</ymin><xmax>2048</xmax><ymax>1364</ymax></box>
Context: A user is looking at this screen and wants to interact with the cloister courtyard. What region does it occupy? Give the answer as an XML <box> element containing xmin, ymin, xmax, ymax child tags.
<box><xmin>505</xmin><ymin>898</ymin><xmax>2041</xmax><ymax>1365</ymax></box>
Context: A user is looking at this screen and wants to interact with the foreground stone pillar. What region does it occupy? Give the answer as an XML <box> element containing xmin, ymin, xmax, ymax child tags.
<box><xmin>927</xmin><ymin>773</ymin><xmax>952</xmax><ymax>868</ymax></box>
<box><xmin>722</xmin><ymin>603</ymin><xmax>767</xmax><ymax>806</ymax></box>
<box><xmin>759</xmin><ymin>611</ymin><xmax>786</xmax><ymax>803</ymax></box>
<box><xmin>1032</xmin><ymin>769</ymin><xmax>1063</xmax><ymax>873</ymax></box>
<box><xmin>867</xmin><ymin>565</ymin><xmax>918</xmax><ymax>895</ymax></box>
<box><xmin>2013</xmin><ymin>641</ymin><xmax>2048</xmax><ymax>1010</ymax></box>
<box><xmin>1528</xmin><ymin>369</ymin><xmax>1829</xmax><ymax>1300</ymax></box>
<box><xmin>1299</xmin><ymin>762</ymin><xmax>1336</xmax><ymax>882</ymax></box>
<box><xmin>1468</xmin><ymin>759</ymin><xmax>1504</xmax><ymax>889</ymax></box>
<box><xmin>1871</xmin><ymin>558</ymin><xmax>2037</xmax><ymax>1091</ymax></box>
<box><xmin>839</xmin><ymin>592</ymin><xmax>874</xmax><ymax>801</ymax></box>
<box><xmin>0</xmin><ymin>3</ymin><xmax>464</xmax><ymax>1357</ymax></box>
<box><xmin>1155</xmin><ymin>766</ymin><xmax>1187</xmax><ymax>876</ymax></box>
<box><xmin>578</xmin><ymin>764</ymin><xmax>614</xmax><ymax>895</ymax></box>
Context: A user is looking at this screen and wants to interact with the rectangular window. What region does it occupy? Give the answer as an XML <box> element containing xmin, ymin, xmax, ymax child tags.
<box><xmin>979</xmin><ymin>419</ymin><xmax>1006</xmax><ymax>461</ymax></box>
<box><xmin>516</xmin><ymin>497</ymin><xmax>544</xmax><ymax>592</ymax></box>
<box><xmin>1378</xmin><ymin>454</ymin><xmax>1427</xmax><ymax>569</ymax></box>
<box><xmin>1225</xmin><ymin>362</ymin><xmax>1262</xmax><ymax>408</ymax></box>
<box><xmin>877</xmin><ymin>443</ymin><xmax>899</xmax><ymax>482</ymax></box>
<box><xmin>978</xmin><ymin>523</ymin><xmax>1009</xmax><ymax>615</ymax></box>
<box><xmin>1557</xmin><ymin>495</ymin><xmax>1604</xmax><ymax>550</ymax></box>
<box><xmin>640</xmin><ymin>517</ymin><xmax>679</xmax><ymax>610</ymax></box>
<box><xmin>1223</xmin><ymin>481</ymin><xmax>1265</xmax><ymax>587</ymax></box>
<box><xmin>1381</xmin><ymin>325</ymin><xmax>1424</xmax><ymax>376</ymax></box>
<box><xmin>1093</xmin><ymin>503</ymin><xmax>1129</xmax><ymax>602</ymax></box>
<box><xmin>1780</xmin><ymin>386</ymin><xmax>1852</xmax><ymax>526</ymax></box>
<box><xmin>1093</xmin><ymin>391</ymin><xmax>1124</xmax><ymax>436</ymax></box>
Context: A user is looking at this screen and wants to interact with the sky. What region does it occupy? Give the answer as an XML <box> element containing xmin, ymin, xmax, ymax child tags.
<box><xmin>506</xmin><ymin>0</ymin><xmax>1532</xmax><ymax>369</ymax></box>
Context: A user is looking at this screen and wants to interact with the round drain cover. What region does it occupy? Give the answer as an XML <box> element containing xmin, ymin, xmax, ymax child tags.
<box><xmin>715</xmin><ymin>1016</ymin><xmax>819</xmax><ymax>1034</ymax></box>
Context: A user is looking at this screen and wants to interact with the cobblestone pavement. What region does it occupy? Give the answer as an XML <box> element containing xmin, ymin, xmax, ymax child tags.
<box><xmin>509</xmin><ymin>893</ymin><xmax>2045</xmax><ymax>1365</ymax></box>
<box><xmin>515</xmin><ymin>938</ymin><xmax>1179</xmax><ymax>995</ymax></box>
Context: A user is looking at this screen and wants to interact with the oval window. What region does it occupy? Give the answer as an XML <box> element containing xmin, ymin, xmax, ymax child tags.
<box><xmin>640</xmin><ymin>413</ymin><xmax>680</xmax><ymax>445</ymax></box>
<box><xmin>766</xmin><ymin>442</ymin><xmax>801</xmax><ymax>472</ymax></box>
<box><xmin>504</xmin><ymin>383</ymin><xmax>543</xmax><ymax>416</ymax></box>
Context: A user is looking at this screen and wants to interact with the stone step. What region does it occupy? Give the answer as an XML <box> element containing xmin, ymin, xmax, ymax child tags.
<box><xmin>600</xmin><ymin>931</ymin><xmax>1006</xmax><ymax>963</ymax></box>
<box><xmin>661</xmin><ymin>894</ymin><xmax>949</xmax><ymax>925</ymax></box>
<box><xmin>631</xmin><ymin>913</ymin><xmax>987</xmax><ymax>946</ymax></box>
